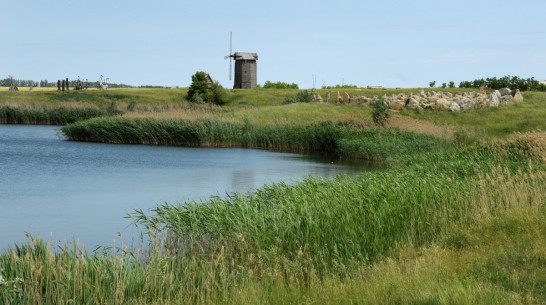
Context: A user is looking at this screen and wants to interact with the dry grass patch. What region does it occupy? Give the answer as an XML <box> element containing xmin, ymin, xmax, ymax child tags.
<box><xmin>388</xmin><ymin>115</ymin><xmax>456</xmax><ymax>139</ymax></box>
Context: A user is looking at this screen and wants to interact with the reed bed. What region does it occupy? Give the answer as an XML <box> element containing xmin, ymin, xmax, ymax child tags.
<box><xmin>0</xmin><ymin>104</ymin><xmax>120</xmax><ymax>125</ymax></box>
<box><xmin>62</xmin><ymin>117</ymin><xmax>446</xmax><ymax>161</ymax></box>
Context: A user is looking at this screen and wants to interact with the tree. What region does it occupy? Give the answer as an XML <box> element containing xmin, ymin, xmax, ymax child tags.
<box><xmin>429</xmin><ymin>81</ymin><xmax>436</xmax><ymax>88</ymax></box>
<box><xmin>187</xmin><ymin>71</ymin><xmax>227</xmax><ymax>105</ymax></box>
<box><xmin>441</xmin><ymin>83</ymin><xmax>447</xmax><ymax>88</ymax></box>
<box><xmin>448</xmin><ymin>81</ymin><xmax>455</xmax><ymax>88</ymax></box>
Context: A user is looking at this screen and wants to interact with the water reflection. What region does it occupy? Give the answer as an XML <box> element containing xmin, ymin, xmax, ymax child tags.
<box><xmin>0</xmin><ymin>125</ymin><xmax>374</xmax><ymax>250</ymax></box>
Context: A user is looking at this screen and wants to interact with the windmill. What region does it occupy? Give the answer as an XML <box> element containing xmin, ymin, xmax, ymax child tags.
<box><xmin>224</xmin><ymin>32</ymin><xmax>258</xmax><ymax>89</ymax></box>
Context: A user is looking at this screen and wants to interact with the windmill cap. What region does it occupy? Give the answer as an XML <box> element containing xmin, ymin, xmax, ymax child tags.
<box><xmin>233</xmin><ymin>52</ymin><xmax>258</xmax><ymax>60</ymax></box>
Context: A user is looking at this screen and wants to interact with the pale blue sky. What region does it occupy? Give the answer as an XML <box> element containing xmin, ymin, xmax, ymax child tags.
<box><xmin>2</xmin><ymin>0</ymin><xmax>545</xmax><ymax>88</ymax></box>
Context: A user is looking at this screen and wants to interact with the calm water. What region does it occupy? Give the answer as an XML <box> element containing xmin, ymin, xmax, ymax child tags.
<box><xmin>0</xmin><ymin>125</ymin><xmax>369</xmax><ymax>250</ymax></box>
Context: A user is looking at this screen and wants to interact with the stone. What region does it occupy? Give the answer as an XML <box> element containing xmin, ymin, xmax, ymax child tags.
<box><xmin>389</xmin><ymin>100</ymin><xmax>404</xmax><ymax>110</ymax></box>
<box><xmin>488</xmin><ymin>93</ymin><xmax>500</xmax><ymax>107</ymax></box>
<box><xmin>492</xmin><ymin>90</ymin><xmax>501</xmax><ymax>98</ymax></box>
<box><xmin>418</xmin><ymin>90</ymin><xmax>426</xmax><ymax>98</ymax></box>
<box><xmin>352</xmin><ymin>96</ymin><xmax>369</xmax><ymax>104</ymax></box>
<box><xmin>407</xmin><ymin>97</ymin><xmax>421</xmax><ymax>109</ymax></box>
<box><xmin>499</xmin><ymin>95</ymin><xmax>513</xmax><ymax>106</ymax></box>
<box><xmin>312</xmin><ymin>94</ymin><xmax>323</xmax><ymax>103</ymax></box>
<box><xmin>449</xmin><ymin>102</ymin><xmax>461</xmax><ymax>112</ymax></box>
<box><xmin>512</xmin><ymin>89</ymin><xmax>523</xmax><ymax>102</ymax></box>
<box><xmin>435</xmin><ymin>98</ymin><xmax>451</xmax><ymax>110</ymax></box>
<box><xmin>343</xmin><ymin>92</ymin><xmax>350</xmax><ymax>104</ymax></box>
<box><xmin>458</xmin><ymin>98</ymin><xmax>476</xmax><ymax>110</ymax></box>
<box><xmin>326</xmin><ymin>91</ymin><xmax>331</xmax><ymax>103</ymax></box>
<box><xmin>498</xmin><ymin>88</ymin><xmax>512</xmax><ymax>96</ymax></box>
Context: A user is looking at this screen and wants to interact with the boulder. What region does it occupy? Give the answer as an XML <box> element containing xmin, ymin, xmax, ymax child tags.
<box><xmin>499</xmin><ymin>95</ymin><xmax>513</xmax><ymax>106</ymax></box>
<box><xmin>512</xmin><ymin>89</ymin><xmax>523</xmax><ymax>102</ymax></box>
<box><xmin>406</xmin><ymin>97</ymin><xmax>421</xmax><ymax>109</ymax></box>
<box><xmin>458</xmin><ymin>98</ymin><xmax>476</xmax><ymax>110</ymax></box>
<box><xmin>352</xmin><ymin>96</ymin><xmax>369</xmax><ymax>104</ymax></box>
<box><xmin>449</xmin><ymin>102</ymin><xmax>461</xmax><ymax>112</ymax></box>
<box><xmin>499</xmin><ymin>88</ymin><xmax>512</xmax><ymax>96</ymax></box>
<box><xmin>418</xmin><ymin>90</ymin><xmax>426</xmax><ymax>98</ymax></box>
<box><xmin>488</xmin><ymin>93</ymin><xmax>500</xmax><ymax>107</ymax></box>
<box><xmin>389</xmin><ymin>100</ymin><xmax>404</xmax><ymax>111</ymax></box>
<box><xmin>342</xmin><ymin>92</ymin><xmax>350</xmax><ymax>104</ymax></box>
<box><xmin>435</xmin><ymin>98</ymin><xmax>451</xmax><ymax>110</ymax></box>
<box><xmin>312</xmin><ymin>94</ymin><xmax>323</xmax><ymax>103</ymax></box>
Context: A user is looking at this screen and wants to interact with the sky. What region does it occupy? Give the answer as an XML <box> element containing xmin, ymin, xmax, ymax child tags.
<box><xmin>2</xmin><ymin>0</ymin><xmax>545</xmax><ymax>89</ymax></box>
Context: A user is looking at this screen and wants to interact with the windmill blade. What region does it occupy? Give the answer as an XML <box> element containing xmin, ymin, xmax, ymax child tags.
<box><xmin>229</xmin><ymin>32</ymin><xmax>232</xmax><ymax>80</ymax></box>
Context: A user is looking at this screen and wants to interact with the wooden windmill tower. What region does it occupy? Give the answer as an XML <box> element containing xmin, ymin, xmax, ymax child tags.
<box><xmin>225</xmin><ymin>32</ymin><xmax>258</xmax><ymax>89</ymax></box>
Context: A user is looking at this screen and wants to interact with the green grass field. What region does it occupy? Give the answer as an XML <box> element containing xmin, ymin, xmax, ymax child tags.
<box><xmin>1</xmin><ymin>87</ymin><xmax>545</xmax><ymax>304</ymax></box>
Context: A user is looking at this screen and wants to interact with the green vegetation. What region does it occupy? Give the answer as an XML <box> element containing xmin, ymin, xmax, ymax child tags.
<box><xmin>187</xmin><ymin>71</ymin><xmax>228</xmax><ymax>105</ymax></box>
<box><xmin>458</xmin><ymin>75</ymin><xmax>546</xmax><ymax>91</ymax></box>
<box><xmin>1</xmin><ymin>85</ymin><xmax>545</xmax><ymax>304</ymax></box>
<box><xmin>262</xmin><ymin>80</ymin><xmax>299</xmax><ymax>89</ymax></box>
<box><xmin>371</xmin><ymin>97</ymin><xmax>389</xmax><ymax>127</ymax></box>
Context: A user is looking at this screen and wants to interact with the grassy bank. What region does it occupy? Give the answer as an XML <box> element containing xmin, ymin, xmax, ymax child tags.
<box><xmin>1</xmin><ymin>138</ymin><xmax>544</xmax><ymax>304</ymax></box>
<box><xmin>62</xmin><ymin>117</ymin><xmax>446</xmax><ymax>161</ymax></box>
<box><xmin>1</xmin><ymin>87</ymin><xmax>545</xmax><ymax>304</ymax></box>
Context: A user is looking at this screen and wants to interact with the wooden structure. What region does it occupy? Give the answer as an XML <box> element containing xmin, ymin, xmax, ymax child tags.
<box><xmin>224</xmin><ymin>32</ymin><xmax>258</xmax><ymax>89</ymax></box>
<box><xmin>231</xmin><ymin>52</ymin><xmax>258</xmax><ymax>89</ymax></box>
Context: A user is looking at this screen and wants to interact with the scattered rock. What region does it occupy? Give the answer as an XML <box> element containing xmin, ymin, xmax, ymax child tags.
<box><xmin>512</xmin><ymin>89</ymin><xmax>523</xmax><ymax>102</ymax></box>
<box><xmin>407</xmin><ymin>97</ymin><xmax>421</xmax><ymax>109</ymax></box>
<box><xmin>312</xmin><ymin>94</ymin><xmax>323</xmax><ymax>103</ymax></box>
<box><xmin>499</xmin><ymin>95</ymin><xmax>513</xmax><ymax>106</ymax></box>
<box><xmin>458</xmin><ymin>98</ymin><xmax>476</xmax><ymax>110</ymax></box>
<box><xmin>488</xmin><ymin>93</ymin><xmax>500</xmax><ymax>107</ymax></box>
<box><xmin>499</xmin><ymin>88</ymin><xmax>512</xmax><ymax>96</ymax></box>
<box><xmin>449</xmin><ymin>102</ymin><xmax>461</xmax><ymax>112</ymax></box>
<box><xmin>435</xmin><ymin>98</ymin><xmax>451</xmax><ymax>110</ymax></box>
<box><xmin>343</xmin><ymin>92</ymin><xmax>350</xmax><ymax>104</ymax></box>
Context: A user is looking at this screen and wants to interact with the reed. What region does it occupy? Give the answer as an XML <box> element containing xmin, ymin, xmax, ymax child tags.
<box><xmin>1</xmin><ymin>150</ymin><xmax>543</xmax><ymax>304</ymax></box>
<box><xmin>62</xmin><ymin>118</ymin><xmax>446</xmax><ymax>162</ymax></box>
<box><xmin>0</xmin><ymin>104</ymin><xmax>120</xmax><ymax>125</ymax></box>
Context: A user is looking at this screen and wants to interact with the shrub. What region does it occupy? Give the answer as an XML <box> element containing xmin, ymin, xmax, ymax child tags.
<box><xmin>429</xmin><ymin>81</ymin><xmax>436</xmax><ymax>88</ymax></box>
<box><xmin>187</xmin><ymin>71</ymin><xmax>228</xmax><ymax>105</ymax></box>
<box><xmin>296</xmin><ymin>90</ymin><xmax>314</xmax><ymax>103</ymax></box>
<box><xmin>371</xmin><ymin>97</ymin><xmax>389</xmax><ymax>127</ymax></box>
<box><xmin>263</xmin><ymin>80</ymin><xmax>299</xmax><ymax>89</ymax></box>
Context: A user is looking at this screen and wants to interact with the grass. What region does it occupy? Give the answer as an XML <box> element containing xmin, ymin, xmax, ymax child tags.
<box><xmin>1</xmin><ymin>86</ymin><xmax>545</xmax><ymax>304</ymax></box>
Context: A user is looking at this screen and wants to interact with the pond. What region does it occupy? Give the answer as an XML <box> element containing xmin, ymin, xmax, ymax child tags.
<box><xmin>0</xmin><ymin>124</ymin><xmax>373</xmax><ymax>250</ymax></box>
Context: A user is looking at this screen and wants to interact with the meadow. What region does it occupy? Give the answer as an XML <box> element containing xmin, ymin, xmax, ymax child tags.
<box><xmin>0</xmin><ymin>87</ymin><xmax>545</xmax><ymax>304</ymax></box>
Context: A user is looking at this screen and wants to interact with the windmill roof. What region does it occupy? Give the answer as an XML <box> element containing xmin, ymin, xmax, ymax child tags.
<box><xmin>233</xmin><ymin>52</ymin><xmax>258</xmax><ymax>61</ymax></box>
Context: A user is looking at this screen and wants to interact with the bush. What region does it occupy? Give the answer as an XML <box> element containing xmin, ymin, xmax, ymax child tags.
<box><xmin>371</xmin><ymin>97</ymin><xmax>389</xmax><ymax>127</ymax></box>
<box><xmin>187</xmin><ymin>71</ymin><xmax>228</xmax><ymax>105</ymax></box>
<box><xmin>263</xmin><ymin>81</ymin><xmax>299</xmax><ymax>89</ymax></box>
<box><xmin>296</xmin><ymin>90</ymin><xmax>314</xmax><ymax>103</ymax></box>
